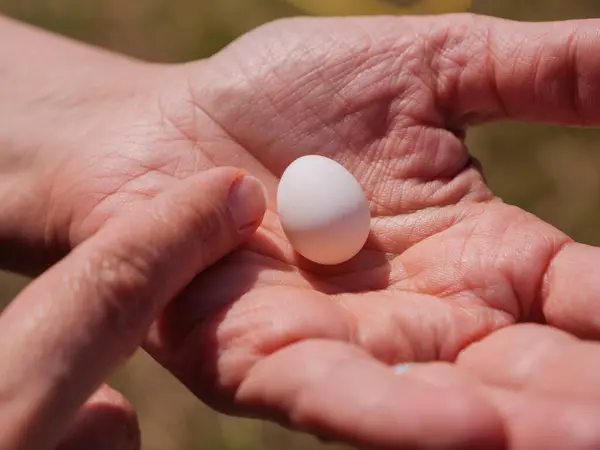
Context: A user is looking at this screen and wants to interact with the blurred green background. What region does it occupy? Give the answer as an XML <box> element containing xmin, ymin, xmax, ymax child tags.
<box><xmin>1</xmin><ymin>0</ymin><xmax>600</xmax><ymax>449</ymax></box>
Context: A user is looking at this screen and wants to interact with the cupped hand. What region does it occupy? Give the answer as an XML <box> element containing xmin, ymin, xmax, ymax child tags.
<box><xmin>20</xmin><ymin>13</ymin><xmax>600</xmax><ymax>449</ymax></box>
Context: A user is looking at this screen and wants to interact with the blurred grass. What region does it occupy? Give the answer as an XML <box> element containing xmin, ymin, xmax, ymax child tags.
<box><xmin>1</xmin><ymin>0</ymin><xmax>600</xmax><ymax>449</ymax></box>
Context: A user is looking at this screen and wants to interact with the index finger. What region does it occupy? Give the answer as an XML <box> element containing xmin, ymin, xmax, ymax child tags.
<box><xmin>0</xmin><ymin>167</ymin><xmax>266</xmax><ymax>450</ymax></box>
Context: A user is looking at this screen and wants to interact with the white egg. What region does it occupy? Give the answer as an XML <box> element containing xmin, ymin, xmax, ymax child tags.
<box><xmin>277</xmin><ymin>155</ymin><xmax>371</xmax><ymax>265</ymax></box>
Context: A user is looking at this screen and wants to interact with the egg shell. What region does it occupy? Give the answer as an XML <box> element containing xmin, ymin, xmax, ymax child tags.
<box><xmin>276</xmin><ymin>155</ymin><xmax>371</xmax><ymax>265</ymax></box>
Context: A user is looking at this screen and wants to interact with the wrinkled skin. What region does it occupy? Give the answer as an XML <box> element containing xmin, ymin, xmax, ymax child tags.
<box><xmin>17</xmin><ymin>13</ymin><xmax>600</xmax><ymax>449</ymax></box>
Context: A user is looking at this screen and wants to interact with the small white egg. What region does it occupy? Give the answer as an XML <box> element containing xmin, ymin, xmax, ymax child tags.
<box><xmin>277</xmin><ymin>155</ymin><xmax>371</xmax><ymax>265</ymax></box>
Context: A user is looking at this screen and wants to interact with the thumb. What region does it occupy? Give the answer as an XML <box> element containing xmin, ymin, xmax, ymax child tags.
<box><xmin>0</xmin><ymin>167</ymin><xmax>266</xmax><ymax>450</ymax></box>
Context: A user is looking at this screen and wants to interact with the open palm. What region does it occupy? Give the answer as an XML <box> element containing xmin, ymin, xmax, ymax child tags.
<box><xmin>40</xmin><ymin>14</ymin><xmax>600</xmax><ymax>449</ymax></box>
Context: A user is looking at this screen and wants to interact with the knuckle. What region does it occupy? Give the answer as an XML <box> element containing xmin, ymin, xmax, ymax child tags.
<box><xmin>149</xmin><ymin>189</ymin><xmax>236</xmax><ymax>269</ymax></box>
<box><xmin>159</xmin><ymin>187</ymin><xmax>231</xmax><ymax>240</ymax></box>
<box><xmin>188</xmin><ymin>198</ymin><xmax>234</xmax><ymax>261</ymax></box>
<box><xmin>90</xmin><ymin>246</ymin><xmax>151</xmax><ymax>301</ymax></box>
<box><xmin>80</xmin><ymin>244</ymin><xmax>153</xmax><ymax>346</ymax></box>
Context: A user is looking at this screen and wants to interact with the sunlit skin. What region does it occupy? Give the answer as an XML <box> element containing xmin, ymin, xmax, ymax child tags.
<box><xmin>4</xmin><ymin>12</ymin><xmax>600</xmax><ymax>449</ymax></box>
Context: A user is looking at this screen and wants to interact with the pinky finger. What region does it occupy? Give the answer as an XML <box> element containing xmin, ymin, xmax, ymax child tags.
<box><xmin>56</xmin><ymin>384</ymin><xmax>140</xmax><ymax>450</ymax></box>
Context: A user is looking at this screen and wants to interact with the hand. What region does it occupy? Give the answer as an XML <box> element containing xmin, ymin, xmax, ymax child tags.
<box><xmin>5</xmin><ymin>12</ymin><xmax>600</xmax><ymax>449</ymax></box>
<box><xmin>0</xmin><ymin>168</ymin><xmax>266</xmax><ymax>450</ymax></box>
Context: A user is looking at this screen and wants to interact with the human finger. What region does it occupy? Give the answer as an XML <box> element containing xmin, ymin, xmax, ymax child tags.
<box><xmin>437</xmin><ymin>14</ymin><xmax>600</xmax><ymax>127</ymax></box>
<box><xmin>0</xmin><ymin>167</ymin><xmax>266</xmax><ymax>450</ymax></box>
<box><xmin>535</xmin><ymin>242</ymin><xmax>600</xmax><ymax>338</ymax></box>
<box><xmin>235</xmin><ymin>339</ymin><xmax>506</xmax><ymax>450</ymax></box>
<box><xmin>484</xmin><ymin>386</ymin><xmax>600</xmax><ymax>450</ymax></box>
<box><xmin>56</xmin><ymin>384</ymin><xmax>139</xmax><ymax>450</ymax></box>
<box><xmin>399</xmin><ymin>357</ymin><xmax>600</xmax><ymax>449</ymax></box>
<box><xmin>457</xmin><ymin>323</ymin><xmax>600</xmax><ymax>400</ymax></box>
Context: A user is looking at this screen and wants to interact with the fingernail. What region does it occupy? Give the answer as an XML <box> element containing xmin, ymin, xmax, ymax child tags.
<box><xmin>228</xmin><ymin>175</ymin><xmax>267</xmax><ymax>232</ymax></box>
<box><xmin>393</xmin><ymin>363</ymin><xmax>417</xmax><ymax>375</ymax></box>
